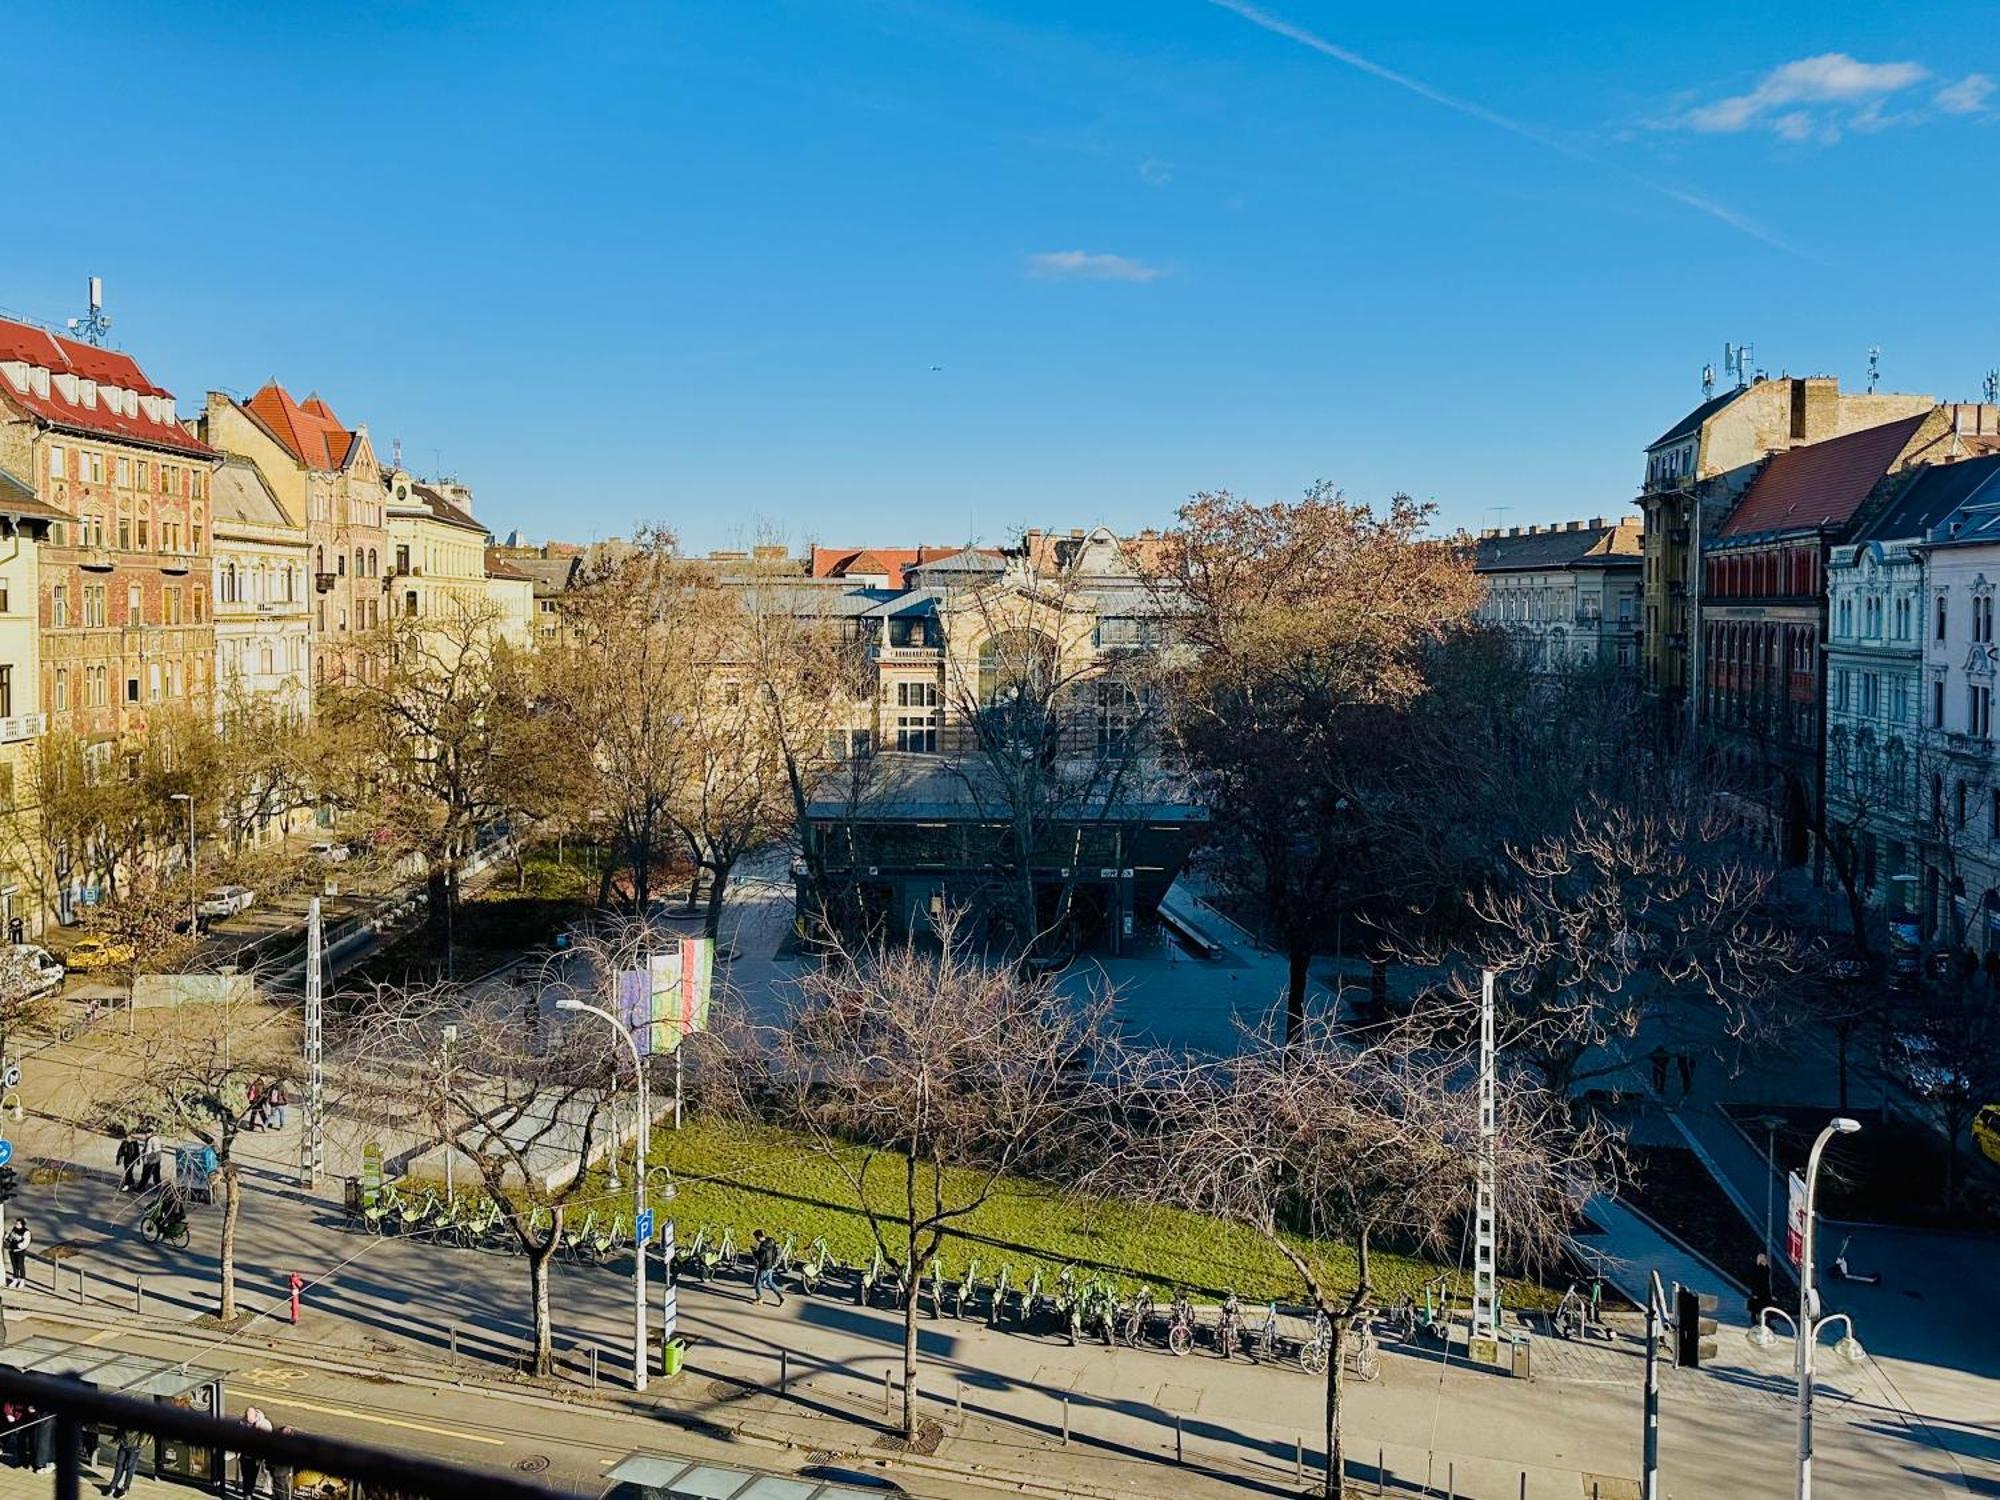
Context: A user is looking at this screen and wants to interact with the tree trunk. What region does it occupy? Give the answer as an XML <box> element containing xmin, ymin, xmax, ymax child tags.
<box><xmin>1286</xmin><ymin>944</ymin><xmax>1311</xmax><ymax>1044</ymax></box>
<box><xmin>1324</xmin><ymin>1318</ymin><xmax>1344</xmax><ymax>1499</ymax></box>
<box><xmin>901</xmin><ymin>1158</ymin><xmax>921</xmax><ymax>1440</ymax></box>
<box><xmin>527</xmin><ymin>1231</ymin><xmax>558</xmax><ymax>1377</ymax></box>
<box><xmin>218</xmin><ymin>1154</ymin><xmax>240</xmax><ymax>1323</ymax></box>
<box><xmin>703</xmin><ymin>860</ymin><xmax>733</xmax><ymax>941</ymax></box>
<box><xmin>596</xmin><ymin>855</ymin><xmax>616</xmax><ymax>909</ymax></box>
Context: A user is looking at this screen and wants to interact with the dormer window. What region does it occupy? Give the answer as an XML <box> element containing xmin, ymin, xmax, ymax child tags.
<box><xmin>79</xmin><ymin>379</ymin><xmax>97</xmax><ymax>409</ymax></box>
<box><xmin>53</xmin><ymin>373</ymin><xmax>77</xmax><ymax>403</ymax></box>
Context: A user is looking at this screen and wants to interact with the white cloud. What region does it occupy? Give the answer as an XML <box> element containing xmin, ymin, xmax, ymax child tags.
<box><xmin>1682</xmin><ymin>52</ymin><xmax>1929</xmax><ymax>140</ymax></box>
<box><xmin>1025</xmin><ymin>251</ymin><xmax>1166</xmax><ymax>283</ymax></box>
<box><xmin>1137</xmin><ymin>157</ymin><xmax>1173</xmax><ymax>187</ymax></box>
<box><xmin>1937</xmin><ymin>73</ymin><xmax>1996</xmax><ymax>114</ymax></box>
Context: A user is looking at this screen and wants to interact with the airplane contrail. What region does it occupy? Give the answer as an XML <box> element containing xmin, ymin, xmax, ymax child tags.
<box><xmin>1209</xmin><ymin>0</ymin><xmax>1805</xmax><ymax>258</ymax></box>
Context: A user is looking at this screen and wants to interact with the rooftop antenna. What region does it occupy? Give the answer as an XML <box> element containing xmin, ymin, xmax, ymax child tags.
<box><xmin>1485</xmin><ymin>505</ymin><xmax>1512</xmax><ymax>533</ymax></box>
<box><xmin>1723</xmin><ymin>342</ymin><xmax>1754</xmax><ymax>390</ymax></box>
<box><xmin>392</xmin><ymin>436</ymin><xmax>402</xmax><ymax>469</ymax></box>
<box><xmin>1984</xmin><ymin>370</ymin><xmax>1999</xmax><ymax>406</ymax></box>
<box><xmin>1701</xmin><ymin>363</ymin><xmax>1715</xmax><ymax>400</ymax></box>
<box><xmin>66</xmin><ymin>276</ymin><xmax>111</xmax><ymax>347</ymax></box>
<box><xmin>1867</xmin><ymin>346</ymin><xmax>1881</xmax><ymax>394</ymax></box>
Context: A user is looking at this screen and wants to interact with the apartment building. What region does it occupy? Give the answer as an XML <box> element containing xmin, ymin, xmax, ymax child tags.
<box><xmin>1473</xmin><ymin>517</ymin><xmax>1643</xmax><ymax>672</ymax></box>
<box><xmin>211</xmin><ymin>456</ymin><xmax>311</xmax><ymax>719</ymax></box>
<box><xmin>0</xmin><ymin>316</ymin><xmax>217</xmax><ymax>752</ymax></box>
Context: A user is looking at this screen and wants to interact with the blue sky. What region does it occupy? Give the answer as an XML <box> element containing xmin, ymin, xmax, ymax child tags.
<box><xmin>5</xmin><ymin>2</ymin><xmax>1997</xmax><ymax>551</ymax></box>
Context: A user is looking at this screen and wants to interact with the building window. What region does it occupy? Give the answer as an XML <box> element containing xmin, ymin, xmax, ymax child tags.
<box><xmin>1972</xmin><ymin>684</ymin><xmax>1993</xmax><ymax>739</ymax></box>
<box><xmin>48</xmin><ymin>445</ymin><xmax>65</xmax><ymax>481</ymax></box>
<box><xmin>1937</xmin><ymin>594</ymin><xmax>1949</xmax><ymax>642</ymax></box>
<box><xmin>125</xmin><ymin>675</ymin><xmax>138</xmax><ymax>704</ymax></box>
<box><xmin>895</xmin><ymin>681</ymin><xmax>939</xmax><ymax>709</ymax></box>
<box><xmin>895</xmin><ymin>715</ymin><xmax>938</xmax><ymax>753</ymax></box>
<box><xmin>52</xmin><ymin>670</ymin><xmax>67</xmax><ymax>711</ymax></box>
<box><xmin>1979</xmin><ymin>596</ymin><xmax>1995</xmax><ymax>645</ymax></box>
<box><xmin>1935</xmin><ymin>679</ymin><xmax>1947</xmax><ymax>728</ymax></box>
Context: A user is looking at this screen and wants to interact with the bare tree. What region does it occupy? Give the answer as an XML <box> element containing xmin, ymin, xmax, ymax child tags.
<box><xmin>1441</xmin><ymin>793</ymin><xmax>1809</xmax><ymax>1099</ymax></box>
<box><xmin>1121</xmin><ymin>1010</ymin><xmax>1604</xmax><ymax>1499</ymax></box>
<box><xmin>337</xmin><ymin>956</ymin><xmax>630</xmax><ymax>1375</ymax></box>
<box><xmin>743</xmin><ymin>918</ymin><xmax>1118</xmax><ymax>1441</ymax></box>
<box><xmin>116</xmin><ymin>990</ymin><xmax>295</xmax><ymax>1322</ymax></box>
<box><xmin>542</xmin><ymin>529</ymin><xmax>717</xmax><ymax>911</ymax></box>
<box><xmin>935</xmin><ymin>546</ymin><xmax>1160</xmax><ymax>965</ymax></box>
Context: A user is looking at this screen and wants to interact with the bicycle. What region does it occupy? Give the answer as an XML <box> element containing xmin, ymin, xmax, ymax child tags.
<box><xmin>139</xmin><ymin>1187</ymin><xmax>191</xmax><ymax>1250</ymax></box>
<box><xmin>953</xmin><ymin>1257</ymin><xmax>983</xmax><ymax>1320</ymax></box>
<box><xmin>1252</xmin><ymin>1301</ymin><xmax>1282</xmax><ymax>1362</ymax></box>
<box><xmin>1166</xmin><ymin>1288</ymin><xmax>1196</xmax><ymax>1356</ymax></box>
<box><xmin>1214</xmin><ymin>1292</ymin><xmax>1243</xmax><ymax>1361</ymax></box>
<box><xmin>797</xmin><ymin>1236</ymin><xmax>834</xmax><ymax>1296</ymax></box>
<box><xmin>1301</xmin><ymin>1312</ymin><xmax>1332</xmax><ymax>1376</ymax></box>
<box><xmin>1553</xmin><ymin>1279</ymin><xmax>1613</xmax><ymax>1342</ymax></box>
<box><xmin>1121</xmin><ymin>1286</ymin><xmax>1154</xmax><ymax>1348</ymax></box>
<box><xmin>988</xmin><ymin>1263</ymin><xmax>1013</xmax><ymax>1327</ymax></box>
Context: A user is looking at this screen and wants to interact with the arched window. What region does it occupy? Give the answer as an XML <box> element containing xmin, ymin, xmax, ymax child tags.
<box><xmin>977</xmin><ymin>629</ymin><xmax>1057</xmax><ymax>708</ymax></box>
<box><xmin>315</xmin><ymin>546</ymin><xmax>325</xmax><ymax>575</ymax></box>
<box><xmin>367</xmin><ymin>548</ymin><xmax>378</xmax><ymax>577</ymax></box>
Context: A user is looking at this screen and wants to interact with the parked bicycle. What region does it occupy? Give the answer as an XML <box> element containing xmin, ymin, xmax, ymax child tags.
<box><xmin>1166</xmin><ymin>1287</ymin><xmax>1196</xmax><ymax>1356</ymax></box>
<box><xmin>1553</xmin><ymin>1279</ymin><xmax>1613</xmax><ymax>1342</ymax></box>
<box><xmin>797</xmin><ymin>1236</ymin><xmax>834</xmax><ymax>1296</ymax></box>
<box><xmin>1214</xmin><ymin>1291</ymin><xmax>1243</xmax><ymax>1361</ymax></box>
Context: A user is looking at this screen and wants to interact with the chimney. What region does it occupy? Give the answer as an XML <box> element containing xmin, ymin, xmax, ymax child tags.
<box><xmin>1589</xmin><ymin>516</ymin><xmax>1605</xmax><ymax>528</ymax></box>
<box><xmin>1509</xmin><ymin>526</ymin><xmax>1522</xmax><ymax>537</ymax></box>
<box><xmin>1070</xmin><ymin>527</ymin><xmax>1084</xmax><ymax>540</ymax></box>
<box><xmin>1791</xmin><ymin>376</ymin><xmax>1841</xmax><ymax>444</ymax></box>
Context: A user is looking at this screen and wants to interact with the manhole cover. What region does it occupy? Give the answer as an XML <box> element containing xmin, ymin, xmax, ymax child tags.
<box><xmin>704</xmin><ymin>1380</ymin><xmax>755</xmax><ymax>1404</ymax></box>
<box><xmin>804</xmin><ymin>1450</ymin><xmax>836</xmax><ymax>1466</ymax></box>
<box><xmin>514</xmin><ymin>1456</ymin><xmax>550</xmax><ymax>1474</ymax></box>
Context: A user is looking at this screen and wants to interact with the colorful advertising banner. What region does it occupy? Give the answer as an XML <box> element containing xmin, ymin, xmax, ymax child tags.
<box><xmin>1785</xmin><ymin>1169</ymin><xmax>1806</xmax><ymax>1270</ymax></box>
<box><xmin>633</xmin><ymin>937</ymin><xmax>713</xmax><ymax>1054</ymax></box>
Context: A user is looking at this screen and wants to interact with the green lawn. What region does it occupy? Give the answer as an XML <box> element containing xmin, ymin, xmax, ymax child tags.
<box><xmin>433</xmin><ymin>1117</ymin><xmax>1549</xmax><ymax>1310</ymax></box>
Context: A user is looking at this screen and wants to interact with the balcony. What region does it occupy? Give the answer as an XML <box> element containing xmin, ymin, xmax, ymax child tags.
<box><xmin>78</xmin><ymin>546</ymin><xmax>114</xmax><ymax>572</ymax></box>
<box><xmin>871</xmin><ymin>642</ymin><xmax>943</xmax><ymax>663</ymax></box>
<box><xmin>0</xmin><ymin>711</ymin><xmax>47</xmax><ymax>743</ymax></box>
<box><xmin>158</xmin><ymin>552</ymin><xmax>193</xmax><ymax>574</ymax></box>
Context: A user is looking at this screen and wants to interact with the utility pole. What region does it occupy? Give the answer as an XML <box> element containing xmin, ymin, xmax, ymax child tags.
<box><xmin>1643</xmin><ymin>1270</ymin><xmax>1669</xmax><ymax>1500</ymax></box>
<box><xmin>1471</xmin><ymin>969</ymin><xmax>1499</xmax><ymax>1343</ymax></box>
<box><xmin>301</xmin><ymin>898</ymin><xmax>326</xmax><ymax>1189</ymax></box>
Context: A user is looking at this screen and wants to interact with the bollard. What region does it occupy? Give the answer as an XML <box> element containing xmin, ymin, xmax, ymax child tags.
<box><xmin>780</xmin><ymin>1350</ymin><xmax>788</xmax><ymax>1396</ymax></box>
<box><xmin>1174</xmin><ymin>1413</ymin><xmax>1183</xmax><ymax>1465</ymax></box>
<box><xmin>76</xmin><ymin>1266</ymin><xmax>86</xmax><ymax>1305</ymax></box>
<box><xmin>1520</xmin><ymin>1474</ymin><xmax>1527</xmax><ymax>1500</ymax></box>
<box><xmin>882</xmin><ymin>1366</ymin><xmax>892</xmax><ymax>1415</ymax></box>
<box><xmin>588</xmin><ymin>1345</ymin><xmax>599</xmax><ymax>1390</ymax></box>
<box><xmin>1296</xmin><ymin>1436</ymin><xmax>1304</xmax><ymax>1483</ymax></box>
<box><xmin>1378</xmin><ymin>1447</ymin><xmax>1386</xmax><ymax>1496</ymax></box>
<box><xmin>1449</xmin><ymin>1462</ymin><xmax>1455</xmax><ymax>1500</ymax></box>
<box><xmin>133</xmin><ymin>1277</ymin><xmax>143</xmax><ymax>1317</ymax></box>
<box><xmin>1061</xmin><ymin>1395</ymin><xmax>1070</xmax><ymax>1447</ymax></box>
<box><xmin>954</xmin><ymin>1379</ymin><xmax>963</xmax><ymax>1422</ymax></box>
<box><xmin>449</xmin><ymin>1324</ymin><xmax>459</xmax><ymax>1362</ymax></box>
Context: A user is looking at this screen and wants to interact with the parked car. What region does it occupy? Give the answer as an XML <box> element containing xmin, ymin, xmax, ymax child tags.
<box><xmin>64</xmin><ymin>934</ymin><xmax>134</xmax><ymax>973</ymax></box>
<box><xmin>306</xmin><ymin>841</ymin><xmax>351</xmax><ymax>865</ymax></box>
<box><xmin>197</xmin><ymin>885</ymin><xmax>256</xmax><ymax>920</ymax></box>
<box><xmin>0</xmin><ymin>944</ymin><xmax>65</xmax><ymax>1000</ymax></box>
<box><xmin>1975</xmin><ymin>1103</ymin><xmax>2000</xmax><ymax>1168</ymax></box>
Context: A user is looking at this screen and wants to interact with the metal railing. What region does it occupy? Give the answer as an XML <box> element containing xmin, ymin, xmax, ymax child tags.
<box><xmin>0</xmin><ymin>1365</ymin><xmax>558</xmax><ymax>1500</ymax></box>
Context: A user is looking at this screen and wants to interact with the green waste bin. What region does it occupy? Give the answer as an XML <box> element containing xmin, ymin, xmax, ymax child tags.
<box><xmin>661</xmin><ymin>1337</ymin><xmax>686</xmax><ymax>1378</ymax></box>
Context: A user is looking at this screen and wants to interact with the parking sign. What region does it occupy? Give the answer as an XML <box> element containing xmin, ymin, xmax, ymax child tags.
<box><xmin>635</xmin><ymin>1208</ymin><xmax>654</xmax><ymax>1243</ymax></box>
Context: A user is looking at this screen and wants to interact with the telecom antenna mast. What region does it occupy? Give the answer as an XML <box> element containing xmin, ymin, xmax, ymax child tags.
<box><xmin>1867</xmin><ymin>346</ymin><xmax>1881</xmax><ymax>394</ymax></box>
<box><xmin>1471</xmin><ymin>968</ymin><xmax>1500</xmax><ymax>1343</ymax></box>
<box><xmin>66</xmin><ymin>277</ymin><xmax>112</xmax><ymax>347</ymax></box>
<box><xmin>301</xmin><ymin>897</ymin><xmax>326</xmax><ymax>1188</ymax></box>
<box><xmin>1984</xmin><ymin>370</ymin><xmax>1999</xmax><ymax>406</ymax></box>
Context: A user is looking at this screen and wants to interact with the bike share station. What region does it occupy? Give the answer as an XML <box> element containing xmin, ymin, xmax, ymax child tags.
<box><xmin>0</xmin><ymin>1336</ymin><xmax>226</xmax><ymax>1487</ymax></box>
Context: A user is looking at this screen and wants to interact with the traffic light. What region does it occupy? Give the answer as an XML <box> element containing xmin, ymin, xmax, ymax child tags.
<box><xmin>0</xmin><ymin>1167</ymin><xmax>19</xmax><ymax>1205</ymax></box>
<box><xmin>1675</xmin><ymin>1285</ymin><xmax>1718</xmax><ymax>1368</ymax></box>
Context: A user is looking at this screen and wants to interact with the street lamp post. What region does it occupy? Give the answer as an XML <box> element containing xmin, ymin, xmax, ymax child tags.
<box><xmin>556</xmin><ymin>997</ymin><xmax>649</xmax><ymax>1392</ymax></box>
<box><xmin>1746</xmin><ymin>1116</ymin><xmax>1864</xmax><ymax>1500</ymax></box>
<box><xmin>169</xmin><ymin>793</ymin><xmax>195</xmax><ymax>934</ymax></box>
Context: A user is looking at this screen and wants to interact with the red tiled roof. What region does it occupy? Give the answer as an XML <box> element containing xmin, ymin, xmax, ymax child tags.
<box><xmin>810</xmin><ymin>544</ymin><xmax>1000</xmax><ymax>588</ymax></box>
<box><xmin>0</xmin><ymin>315</ymin><xmax>211</xmax><ymax>457</ymax></box>
<box><xmin>1718</xmin><ymin>415</ymin><xmax>1928</xmax><ymax>539</ymax></box>
<box><xmin>409</xmin><ymin>482</ymin><xmax>484</xmax><ymax>534</ymax></box>
<box><xmin>484</xmin><ymin>547</ymin><xmax>531</xmax><ymax>581</ymax></box>
<box><xmin>245</xmin><ymin>382</ymin><xmax>357</xmax><ymax>471</ymax></box>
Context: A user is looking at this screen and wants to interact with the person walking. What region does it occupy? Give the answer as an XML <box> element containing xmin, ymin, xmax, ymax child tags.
<box><xmin>1747</xmin><ymin>1252</ymin><xmax>1775</xmax><ymax>1322</ymax></box>
<box><xmin>6</xmin><ymin>1219</ymin><xmax>31</xmax><ymax>1288</ymax></box>
<box><xmin>115</xmin><ymin>1135</ymin><xmax>141</xmax><ymax>1193</ymax></box>
<box><xmin>245</xmin><ymin>1082</ymin><xmax>265</xmax><ymax>1132</ymax></box>
<box><xmin>1676</xmin><ymin>1050</ymin><xmax>1697</xmax><ymax>1099</ymax></box>
<box><xmin>266</xmin><ymin>1427</ymin><xmax>297</xmax><ymax>1500</ymax></box>
<box><xmin>749</xmin><ymin>1229</ymin><xmax>785</xmax><ymax>1307</ymax></box>
<box><xmin>105</xmin><ymin>1425</ymin><xmax>141</xmax><ymax>1498</ymax></box>
<box><xmin>236</xmin><ymin>1407</ymin><xmax>272</xmax><ymax>1499</ymax></box>
<box><xmin>267</xmin><ymin>1082</ymin><xmax>288</xmax><ymax>1132</ymax></box>
<box><xmin>138</xmin><ymin>1130</ymin><xmax>163</xmax><ymax>1192</ymax></box>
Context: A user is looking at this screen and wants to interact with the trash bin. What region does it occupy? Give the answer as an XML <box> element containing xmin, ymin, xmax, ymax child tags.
<box><xmin>343</xmin><ymin>1177</ymin><xmax>361</xmax><ymax>1217</ymax></box>
<box><xmin>1509</xmin><ymin>1332</ymin><xmax>1531</xmax><ymax>1380</ymax></box>
<box><xmin>661</xmin><ymin>1337</ymin><xmax>686</xmax><ymax>1378</ymax></box>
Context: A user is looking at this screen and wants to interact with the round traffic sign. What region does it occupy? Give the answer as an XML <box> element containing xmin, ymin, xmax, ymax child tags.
<box><xmin>0</xmin><ymin>1140</ymin><xmax>15</xmax><ymax>1167</ymax></box>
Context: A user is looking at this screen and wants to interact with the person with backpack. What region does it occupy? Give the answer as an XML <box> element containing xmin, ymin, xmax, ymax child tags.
<box><xmin>6</xmin><ymin>1219</ymin><xmax>31</xmax><ymax>1288</ymax></box>
<box><xmin>106</xmin><ymin>1424</ymin><xmax>142</xmax><ymax>1498</ymax></box>
<box><xmin>749</xmin><ymin>1229</ymin><xmax>785</xmax><ymax>1307</ymax></box>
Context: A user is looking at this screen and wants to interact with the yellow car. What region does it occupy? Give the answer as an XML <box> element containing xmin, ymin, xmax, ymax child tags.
<box><xmin>1976</xmin><ymin>1104</ymin><xmax>2000</xmax><ymax>1169</ymax></box>
<box><xmin>64</xmin><ymin>934</ymin><xmax>134</xmax><ymax>973</ymax></box>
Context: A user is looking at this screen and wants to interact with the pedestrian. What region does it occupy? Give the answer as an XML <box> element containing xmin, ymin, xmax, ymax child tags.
<box><xmin>138</xmin><ymin>1130</ymin><xmax>163</xmax><ymax>1192</ymax></box>
<box><xmin>105</xmin><ymin>1424</ymin><xmax>140</xmax><ymax>1498</ymax></box>
<box><xmin>266</xmin><ymin>1427</ymin><xmax>297</xmax><ymax>1500</ymax></box>
<box><xmin>2</xmin><ymin>1401</ymin><xmax>22</xmax><ymax>1467</ymax></box>
<box><xmin>268</xmin><ymin>1081</ymin><xmax>288</xmax><ymax>1132</ymax></box>
<box><xmin>25</xmin><ymin>1407</ymin><xmax>53</xmax><ymax>1475</ymax></box>
<box><xmin>749</xmin><ymin>1229</ymin><xmax>784</xmax><ymax>1307</ymax></box>
<box><xmin>237</xmin><ymin>1407</ymin><xmax>272</xmax><ymax>1499</ymax></box>
<box><xmin>1747</xmin><ymin>1252</ymin><xmax>1775</xmax><ymax>1322</ymax></box>
<box><xmin>115</xmin><ymin>1135</ymin><xmax>141</xmax><ymax>1192</ymax></box>
<box><xmin>246</xmin><ymin>1081</ymin><xmax>266</xmax><ymax>1132</ymax></box>
<box><xmin>1648</xmin><ymin>1045</ymin><xmax>1670</xmax><ymax>1095</ymax></box>
<box><xmin>1676</xmin><ymin>1050</ymin><xmax>1696</xmax><ymax>1099</ymax></box>
<box><xmin>6</xmin><ymin>1218</ymin><xmax>31</xmax><ymax>1288</ymax></box>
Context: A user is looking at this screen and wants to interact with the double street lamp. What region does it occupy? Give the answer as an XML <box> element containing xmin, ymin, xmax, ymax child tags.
<box><xmin>1746</xmin><ymin>1116</ymin><xmax>1865</xmax><ymax>1500</ymax></box>
<box><xmin>555</xmin><ymin>997</ymin><xmax>650</xmax><ymax>1392</ymax></box>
